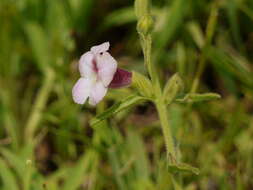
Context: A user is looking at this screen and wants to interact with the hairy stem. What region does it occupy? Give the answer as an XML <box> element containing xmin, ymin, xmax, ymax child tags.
<box><xmin>140</xmin><ymin>30</ymin><xmax>176</xmax><ymax>162</ymax></box>
<box><xmin>156</xmin><ymin>99</ymin><xmax>176</xmax><ymax>161</ymax></box>
<box><xmin>136</xmin><ymin>0</ymin><xmax>176</xmax><ymax>162</ymax></box>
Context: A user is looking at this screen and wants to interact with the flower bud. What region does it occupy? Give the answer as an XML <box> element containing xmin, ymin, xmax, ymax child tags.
<box><xmin>132</xmin><ymin>71</ymin><xmax>154</xmax><ymax>98</ymax></box>
<box><xmin>163</xmin><ymin>73</ymin><xmax>184</xmax><ymax>104</ymax></box>
<box><xmin>137</xmin><ymin>15</ymin><xmax>154</xmax><ymax>36</ymax></box>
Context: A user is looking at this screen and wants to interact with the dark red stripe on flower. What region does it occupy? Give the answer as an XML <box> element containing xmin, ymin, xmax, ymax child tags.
<box><xmin>109</xmin><ymin>68</ymin><xmax>132</xmax><ymax>88</ymax></box>
<box><xmin>92</xmin><ymin>58</ymin><xmax>98</xmax><ymax>73</ymax></box>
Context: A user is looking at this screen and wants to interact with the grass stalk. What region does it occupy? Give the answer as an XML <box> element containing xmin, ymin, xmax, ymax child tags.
<box><xmin>24</xmin><ymin>68</ymin><xmax>55</xmax><ymax>143</ymax></box>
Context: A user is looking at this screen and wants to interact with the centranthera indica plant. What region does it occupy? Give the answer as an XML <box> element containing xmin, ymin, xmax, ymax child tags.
<box><xmin>72</xmin><ymin>0</ymin><xmax>220</xmax><ymax>177</ymax></box>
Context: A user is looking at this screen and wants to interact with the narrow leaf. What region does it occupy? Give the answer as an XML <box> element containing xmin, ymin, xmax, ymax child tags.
<box><xmin>90</xmin><ymin>95</ymin><xmax>147</xmax><ymax>126</ymax></box>
<box><xmin>176</xmin><ymin>93</ymin><xmax>221</xmax><ymax>103</ymax></box>
<box><xmin>168</xmin><ymin>162</ymin><xmax>200</xmax><ymax>175</ymax></box>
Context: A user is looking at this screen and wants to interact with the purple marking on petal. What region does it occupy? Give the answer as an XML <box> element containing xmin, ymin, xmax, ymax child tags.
<box><xmin>108</xmin><ymin>68</ymin><xmax>132</xmax><ymax>88</ymax></box>
<box><xmin>92</xmin><ymin>58</ymin><xmax>98</xmax><ymax>73</ymax></box>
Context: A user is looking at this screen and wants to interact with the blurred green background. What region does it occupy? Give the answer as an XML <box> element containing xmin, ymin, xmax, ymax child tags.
<box><xmin>1</xmin><ymin>0</ymin><xmax>253</xmax><ymax>189</ymax></box>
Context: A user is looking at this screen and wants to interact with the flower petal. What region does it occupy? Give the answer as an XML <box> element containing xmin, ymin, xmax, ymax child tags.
<box><xmin>79</xmin><ymin>52</ymin><xmax>96</xmax><ymax>78</ymax></box>
<box><xmin>96</xmin><ymin>52</ymin><xmax>117</xmax><ymax>86</ymax></box>
<box><xmin>89</xmin><ymin>81</ymin><xmax>108</xmax><ymax>105</ymax></box>
<box><xmin>90</xmin><ymin>42</ymin><xmax>110</xmax><ymax>54</ymax></box>
<box><xmin>108</xmin><ymin>68</ymin><xmax>132</xmax><ymax>88</ymax></box>
<box><xmin>72</xmin><ymin>78</ymin><xmax>93</xmax><ymax>104</ymax></box>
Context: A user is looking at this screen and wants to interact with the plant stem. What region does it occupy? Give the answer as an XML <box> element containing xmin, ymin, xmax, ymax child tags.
<box><xmin>156</xmin><ymin>99</ymin><xmax>176</xmax><ymax>161</ymax></box>
<box><xmin>140</xmin><ymin>31</ymin><xmax>176</xmax><ymax>162</ymax></box>
<box><xmin>136</xmin><ymin>0</ymin><xmax>176</xmax><ymax>162</ymax></box>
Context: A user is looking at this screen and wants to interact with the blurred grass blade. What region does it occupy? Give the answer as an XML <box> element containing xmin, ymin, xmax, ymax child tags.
<box><xmin>25</xmin><ymin>68</ymin><xmax>55</xmax><ymax>142</ymax></box>
<box><xmin>0</xmin><ymin>158</ymin><xmax>19</xmax><ymax>190</ymax></box>
<box><xmin>204</xmin><ymin>46</ymin><xmax>253</xmax><ymax>88</ymax></box>
<box><xmin>63</xmin><ymin>150</ymin><xmax>97</xmax><ymax>190</ymax></box>
<box><xmin>0</xmin><ymin>148</ymin><xmax>26</xmax><ymax>178</ymax></box>
<box><xmin>127</xmin><ymin>130</ymin><xmax>150</xmax><ymax>180</ymax></box>
<box><xmin>154</xmin><ymin>0</ymin><xmax>186</xmax><ymax>62</ymax></box>
<box><xmin>171</xmin><ymin>176</ymin><xmax>183</xmax><ymax>190</ymax></box>
<box><xmin>108</xmin><ymin>147</ymin><xmax>127</xmax><ymax>190</ymax></box>
<box><xmin>101</xmin><ymin>7</ymin><xmax>136</xmax><ymax>30</ymax></box>
<box><xmin>90</xmin><ymin>95</ymin><xmax>148</xmax><ymax>126</ymax></box>
<box><xmin>187</xmin><ymin>22</ymin><xmax>205</xmax><ymax>49</ymax></box>
<box><xmin>226</xmin><ymin>0</ymin><xmax>243</xmax><ymax>51</ymax></box>
<box><xmin>1</xmin><ymin>92</ymin><xmax>19</xmax><ymax>150</ymax></box>
<box><xmin>68</xmin><ymin>0</ymin><xmax>93</xmax><ymax>33</ymax></box>
<box><xmin>25</xmin><ymin>23</ymin><xmax>50</xmax><ymax>72</ymax></box>
<box><xmin>176</xmin><ymin>42</ymin><xmax>186</xmax><ymax>76</ymax></box>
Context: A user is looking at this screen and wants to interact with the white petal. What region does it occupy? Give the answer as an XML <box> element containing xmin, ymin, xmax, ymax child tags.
<box><xmin>89</xmin><ymin>81</ymin><xmax>108</xmax><ymax>106</ymax></box>
<box><xmin>90</xmin><ymin>42</ymin><xmax>110</xmax><ymax>54</ymax></box>
<box><xmin>79</xmin><ymin>52</ymin><xmax>96</xmax><ymax>78</ymax></box>
<box><xmin>72</xmin><ymin>78</ymin><xmax>93</xmax><ymax>104</ymax></box>
<box><xmin>96</xmin><ymin>52</ymin><xmax>117</xmax><ymax>86</ymax></box>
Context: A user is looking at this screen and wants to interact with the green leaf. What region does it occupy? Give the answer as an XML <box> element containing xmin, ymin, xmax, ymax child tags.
<box><xmin>132</xmin><ymin>71</ymin><xmax>154</xmax><ymax>98</ymax></box>
<box><xmin>90</xmin><ymin>95</ymin><xmax>148</xmax><ymax>126</ymax></box>
<box><xmin>168</xmin><ymin>162</ymin><xmax>200</xmax><ymax>175</ymax></box>
<box><xmin>176</xmin><ymin>93</ymin><xmax>221</xmax><ymax>103</ymax></box>
<box><xmin>163</xmin><ymin>73</ymin><xmax>184</xmax><ymax>104</ymax></box>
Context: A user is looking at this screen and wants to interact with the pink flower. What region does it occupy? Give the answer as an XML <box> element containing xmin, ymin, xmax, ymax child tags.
<box><xmin>72</xmin><ymin>42</ymin><xmax>132</xmax><ymax>105</ymax></box>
